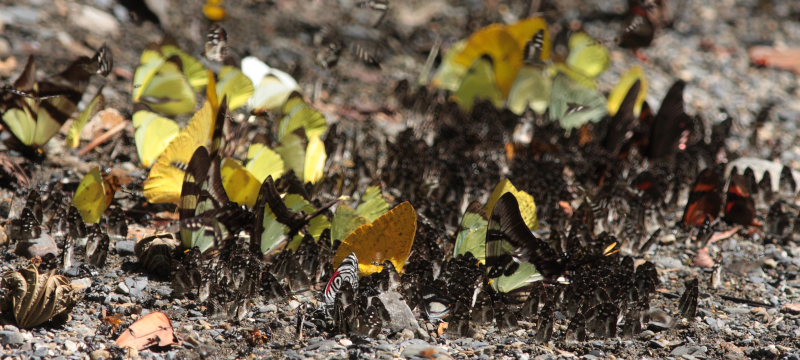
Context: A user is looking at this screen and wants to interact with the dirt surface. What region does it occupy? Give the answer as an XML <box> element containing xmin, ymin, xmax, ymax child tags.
<box><xmin>1</xmin><ymin>0</ymin><xmax>800</xmax><ymax>359</ymax></box>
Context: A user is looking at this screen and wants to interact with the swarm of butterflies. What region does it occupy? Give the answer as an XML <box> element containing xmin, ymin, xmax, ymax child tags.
<box><xmin>1</xmin><ymin>4</ymin><xmax>799</xmax><ymax>346</ymax></box>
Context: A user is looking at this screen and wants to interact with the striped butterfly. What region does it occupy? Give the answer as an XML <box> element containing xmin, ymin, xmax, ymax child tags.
<box><xmin>324</xmin><ymin>252</ymin><xmax>359</xmax><ymax>306</ymax></box>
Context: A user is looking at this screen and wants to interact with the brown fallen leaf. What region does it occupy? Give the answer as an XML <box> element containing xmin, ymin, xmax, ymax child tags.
<box><xmin>749</xmin><ymin>46</ymin><xmax>800</xmax><ymax>74</ymax></box>
<box><xmin>115</xmin><ymin>312</ymin><xmax>180</xmax><ymax>351</ymax></box>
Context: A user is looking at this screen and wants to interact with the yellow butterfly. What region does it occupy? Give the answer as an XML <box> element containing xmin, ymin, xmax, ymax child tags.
<box><xmin>452</xmin><ymin>55</ymin><xmax>505</xmax><ymax>111</ymax></box>
<box><xmin>330</xmin><ymin>186</ymin><xmax>390</xmax><ymax>244</ymax></box>
<box><xmin>132</xmin><ymin>43</ymin><xmax>207</xmax><ymax>115</ymax></box>
<box><xmin>2</xmin><ymin>46</ymin><xmax>110</xmax><ymax>148</ymax></box>
<box><xmin>66</xmin><ymin>87</ymin><xmax>106</xmax><ymax>148</ymax></box>
<box><xmin>607</xmin><ymin>66</ymin><xmax>648</xmax><ymax>117</ymax></box>
<box><xmin>73</xmin><ymin>167</ymin><xmax>120</xmax><ymax>224</ymax></box>
<box><xmin>333</xmin><ymin>201</ymin><xmax>417</xmax><ymax>275</ymax></box>
<box><xmin>143</xmin><ymin>101</ymin><xmax>215</xmax><ymax>204</ymax></box>
<box><xmin>132</xmin><ymin>110</ymin><xmax>180</xmax><ymax>167</ymax></box>
<box><xmin>220</xmin><ymin>143</ymin><xmax>285</xmax><ymax>207</ymax></box>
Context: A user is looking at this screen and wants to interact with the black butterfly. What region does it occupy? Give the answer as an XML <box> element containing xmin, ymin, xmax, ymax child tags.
<box><xmin>645</xmin><ymin>80</ymin><xmax>691</xmax><ymax>159</ymax></box>
<box><xmin>179</xmin><ymin>146</ymin><xmax>249</xmax><ymax>253</ymax></box>
<box><xmin>485</xmin><ymin>192</ymin><xmax>565</xmax><ymax>281</ymax></box>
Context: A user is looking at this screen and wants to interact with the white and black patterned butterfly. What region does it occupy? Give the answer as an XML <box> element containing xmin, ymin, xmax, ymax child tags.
<box><xmin>204</xmin><ymin>24</ymin><xmax>228</xmax><ymax>63</ymax></box>
<box><xmin>324</xmin><ymin>252</ymin><xmax>359</xmax><ymax>306</ymax></box>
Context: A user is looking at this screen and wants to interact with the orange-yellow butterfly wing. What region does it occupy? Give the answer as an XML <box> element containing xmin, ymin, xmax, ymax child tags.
<box><xmin>333</xmin><ymin>201</ymin><xmax>417</xmax><ymax>275</ymax></box>
<box><xmin>453</xmin><ymin>25</ymin><xmax>522</xmax><ymax>97</ymax></box>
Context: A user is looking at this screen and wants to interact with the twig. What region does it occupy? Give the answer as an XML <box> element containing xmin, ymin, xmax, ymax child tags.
<box><xmin>78</xmin><ymin>121</ymin><xmax>128</xmax><ymax>156</ymax></box>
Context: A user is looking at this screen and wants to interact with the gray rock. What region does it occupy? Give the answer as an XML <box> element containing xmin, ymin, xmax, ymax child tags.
<box><xmin>115</xmin><ymin>240</ymin><xmax>136</xmax><ymax>255</ymax></box>
<box><xmin>377</xmin><ymin>291</ymin><xmax>422</xmax><ymax>333</ymax></box>
<box><xmin>15</xmin><ymin>233</ymin><xmax>59</xmax><ymax>259</ymax></box>
<box><xmin>0</xmin><ymin>330</ymin><xmax>25</xmax><ymax>347</ymax></box>
<box><xmin>671</xmin><ymin>345</ymin><xmax>707</xmax><ymax>357</ymax></box>
<box><xmin>0</xmin><ymin>6</ymin><xmax>42</xmax><ymax>24</ymax></box>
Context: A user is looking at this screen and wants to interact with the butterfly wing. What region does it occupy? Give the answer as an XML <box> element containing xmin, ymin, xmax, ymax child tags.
<box><xmin>486</xmin><ymin>193</ymin><xmax>563</xmax><ymax>290</ymax></box>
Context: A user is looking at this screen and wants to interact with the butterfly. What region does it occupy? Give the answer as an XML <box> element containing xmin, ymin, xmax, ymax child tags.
<box><xmin>644</xmin><ymin>80</ymin><xmax>691</xmax><ymax>159</ymax></box>
<box><xmin>132</xmin><ymin>42</ymin><xmax>207</xmax><ymax>115</ymax></box>
<box><xmin>72</xmin><ymin>167</ymin><xmax>121</xmax><ymax>224</ymax></box>
<box><xmin>619</xmin><ymin>0</ymin><xmax>655</xmax><ymax>50</ymax></box>
<box><xmin>253</xmin><ymin>176</ymin><xmax>332</xmax><ymax>256</ymax></box>
<box><xmin>486</xmin><ymin>192</ymin><xmax>565</xmax><ymax>293</ymax></box>
<box><xmin>204</xmin><ymin>24</ymin><xmax>228</xmax><ymax>63</ymax></box>
<box><xmin>682</xmin><ymin>168</ymin><xmax>723</xmax><ymax>227</ymax></box>
<box><xmin>241</xmin><ymin>56</ymin><xmax>299</xmax><ymax>114</ymax></box>
<box><xmin>85</xmin><ymin>223</ymin><xmax>110</xmax><ymax>267</ymax></box>
<box><xmin>324</xmin><ymin>252</ymin><xmax>359</xmax><ymax>306</ymax></box>
<box><xmin>330</xmin><ymin>186</ymin><xmax>390</xmax><ymax>244</ymax></box>
<box><xmin>179</xmin><ymin>146</ymin><xmax>249</xmax><ymax>253</ymax></box>
<box><xmin>549</xmin><ymin>72</ymin><xmax>607</xmax><ymax>131</ymax></box>
<box><xmin>66</xmin><ymin>86</ymin><xmax>106</xmax><ymax>148</ymax></box>
<box><xmin>452</xmin><ymin>55</ymin><xmax>504</xmax><ymax>111</ymax></box>
<box><xmin>332</xmin><ymin>201</ymin><xmax>417</xmax><ymax>275</ymax></box>
<box><xmin>143</xmin><ymin>100</ymin><xmax>216</xmax><ymax>204</ymax></box>
<box><xmin>724</xmin><ymin>173</ymin><xmax>759</xmax><ymax>226</ymax></box>
<box><xmin>603</xmin><ymin>78</ymin><xmax>642</xmax><ymax>155</ymax></box>
<box><xmin>1</xmin><ymin>45</ymin><xmax>111</xmax><ymax>149</ymax></box>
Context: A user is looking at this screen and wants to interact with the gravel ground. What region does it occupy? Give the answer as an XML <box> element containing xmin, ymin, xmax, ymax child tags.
<box><xmin>1</xmin><ymin>0</ymin><xmax>800</xmax><ymax>359</ymax></box>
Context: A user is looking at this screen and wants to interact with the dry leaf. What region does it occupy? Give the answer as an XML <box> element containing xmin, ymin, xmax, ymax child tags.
<box><xmin>115</xmin><ymin>312</ymin><xmax>180</xmax><ymax>351</ymax></box>
<box><xmin>1</xmin><ymin>264</ymin><xmax>85</xmax><ymax>328</ymax></box>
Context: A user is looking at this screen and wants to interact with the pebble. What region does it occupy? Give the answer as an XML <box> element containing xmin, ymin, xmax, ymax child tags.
<box><xmin>15</xmin><ymin>233</ymin><xmax>58</xmax><ymax>258</ymax></box>
<box><xmin>671</xmin><ymin>345</ymin><xmax>707</xmax><ymax>357</ymax></box>
<box><xmin>0</xmin><ymin>6</ymin><xmax>41</xmax><ymax>24</ymax></box>
<box><xmin>0</xmin><ymin>330</ymin><xmax>25</xmax><ymax>347</ymax></box>
<box><xmin>90</xmin><ymin>350</ymin><xmax>111</xmax><ymax>360</ymax></box>
<box><xmin>70</xmin><ymin>4</ymin><xmax>119</xmax><ymax>37</ymax></box>
<box><xmin>64</xmin><ymin>339</ymin><xmax>78</xmax><ymax>353</ymax></box>
<box><xmin>378</xmin><ymin>291</ymin><xmax>422</xmax><ymax>333</ymax></box>
<box><xmin>115</xmin><ymin>240</ymin><xmax>136</xmax><ymax>255</ymax></box>
<box><xmin>401</xmin><ymin>343</ymin><xmax>450</xmax><ymax>359</ymax></box>
<box><xmin>779</xmin><ymin>303</ymin><xmax>800</xmax><ymax>314</ymax></box>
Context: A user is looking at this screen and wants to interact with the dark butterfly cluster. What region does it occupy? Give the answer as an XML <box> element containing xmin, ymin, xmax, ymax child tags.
<box><xmin>6</xmin><ymin>186</ymin><xmax>122</xmax><ymax>273</ymax></box>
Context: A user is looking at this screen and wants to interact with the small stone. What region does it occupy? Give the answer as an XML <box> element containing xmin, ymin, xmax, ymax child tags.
<box><xmin>90</xmin><ymin>349</ymin><xmax>111</xmax><ymax>360</ymax></box>
<box><xmin>115</xmin><ymin>240</ymin><xmax>136</xmax><ymax>255</ymax></box>
<box><xmin>15</xmin><ymin>233</ymin><xmax>59</xmax><ymax>259</ymax></box>
<box><xmin>264</xmin><ymin>304</ymin><xmax>278</xmax><ymax>312</ymax></box>
<box><xmin>780</xmin><ymin>303</ymin><xmax>800</xmax><ymax>314</ymax></box>
<box><xmin>660</xmin><ymin>234</ymin><xmax>677</xmax><ymax>244</ymax></box>
<box><xmin>398</xmin><ymin>328</ymin><xmax>415</xmax><ymax>340</ymax></box>
<box><xmin>763</xmin><ymin>258</ymin><xmax>778</xmax><ymax>269</ymax></box>
<box><xmin>70</xmin><ymin>4</ymin><xmax>119</xmax><ymax>37</ymax></box>
<box><xmin>71</xmin><ymin>278</ymin><xmax>93</xmax><ymax>289</ymax></box>
<box><xmin>116</xmin><ymin>281</ymin><xmax>130</xmax><ymax>295</ymax></box>
<box><xmin>378</xmin><ymin>291</ymin><xmax>422</xmax><ymax>333</ymax></box>
<box><xmin>339</xmin><ymin>338</ymin><xmax>352</xmax><ymax>346</ymax></box>
<box><xmin>64</xmin><ymin>339</ymin><xmax>78</xmax><ymax>352</ymax></box>
<box><xmin>0</xmin><ymin>330</ymin><xmax>24</xmax><ymax>347</ymax></box>
<box><xmin>401</xmin><ymin>343</ymin><xmax>450</xmax><ymax>359</ymax></box>
<box><xmin>671</xmin><ymin>345</ymin><xmax>707</xmax><ymax>357</ymax></box>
